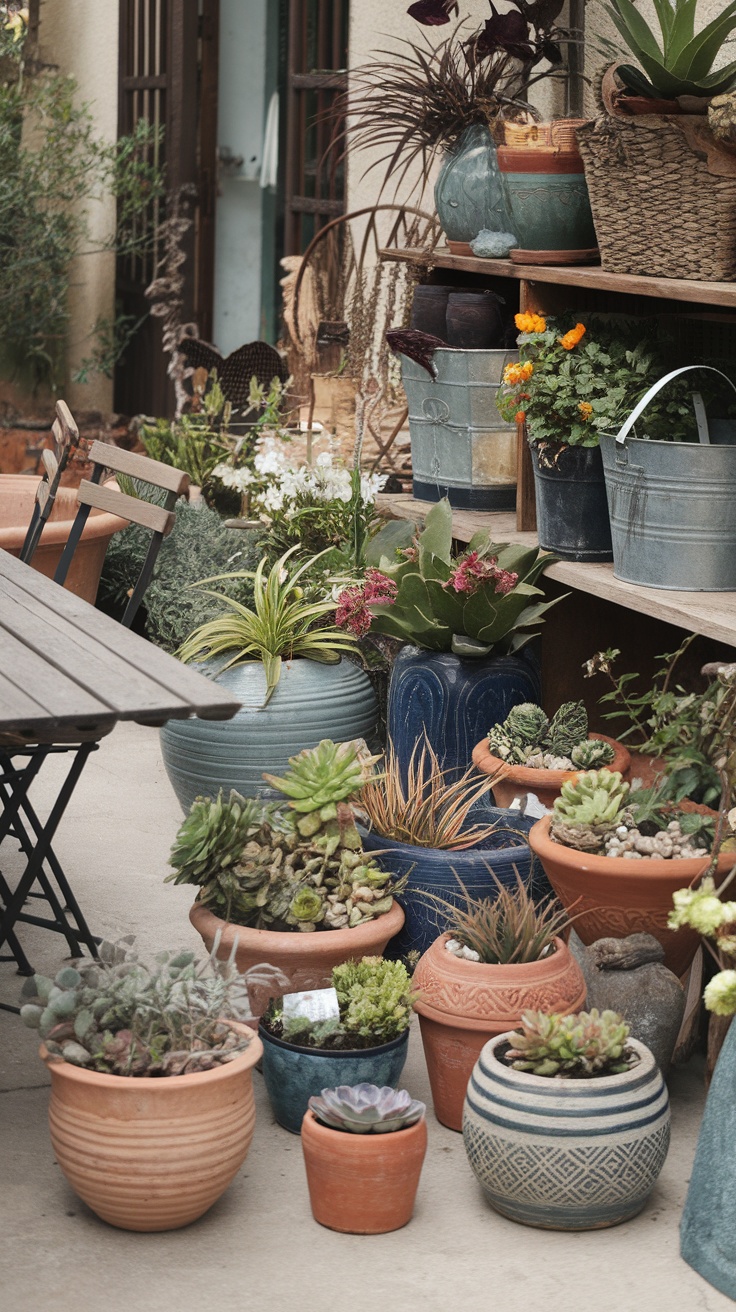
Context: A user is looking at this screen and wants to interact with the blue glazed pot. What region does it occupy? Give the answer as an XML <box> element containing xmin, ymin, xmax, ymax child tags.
<box><xmin>434</xmin><ymin>124</ymin><xmax>511</xmax><ymax>244</ymax></box>
<box><xmin>360</xmin><ymin>806</ymin><xmax>551</xmax><ymax>960</ymax></box>
<box><xmin>681</xmin><ymin>1018</ymin><xmax>736</xmax><ymax>1298</ymax></box>
<box><xmin>259</xmin><ymin>1025</ymin><xmax>409</xmax><ymax>1134</ymax></box>
<box><xmin>386</xmin><ymin>645</ymin><xmax>541</xmax><ymax>785</ymax></box>
<box><xmin>497</xmin><ymin>149</ymin><xmax>596</xmax><ymax>254</ymax></box>
<box><xmin>160</xmin><ymin>657</ymin><xmax>378</xmax><ymax>812</ymax></box>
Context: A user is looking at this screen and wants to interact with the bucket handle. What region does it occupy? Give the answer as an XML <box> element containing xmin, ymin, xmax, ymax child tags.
<box><xmin>615</xmin><ymin>365</ymin><xmax>736</xmax><ymax>446</ymax></box>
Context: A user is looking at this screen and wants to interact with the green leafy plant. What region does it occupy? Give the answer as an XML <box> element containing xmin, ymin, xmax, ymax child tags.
<box><xmin>308</xmin><ymin>1084</ymin><xmax>425</xmax><ymax>1134</ymax></box>
<box><xmin>268</xmin><ymin>956</ymin><xmax>416</xmax><ymax>1051</ymax></box>
<box><xmin>169</xmin><ymin>791</ymin><xmax>266</xmax><ymax>886</ymax></box>
<box><xmin>505</xmin><ymin>1007</ymin><xmax>635</xmax><ymax>1078</ymax></box>
<box><xmin>263</xmin><ymin>738</ymin><xmax>370</xmax><ymax>842</ymax></box>
<box><xmin>552</xmin><ymin>769</ymin><xmax>630</xmax><ymax>826</ymax></box>
<box><xmin>424</xmin><ymin>872</ymin><xmax>571</xmax><ymax>966</ymax></box>
<box><xmin>669</xmin><ymin>877</ymin><xmax>736</xmax><ymax>1016</ymax></box>
<box><xmin>603</xmin><ymin>0</ymin><xmax>736</xmax><ymax>100</ymax></box>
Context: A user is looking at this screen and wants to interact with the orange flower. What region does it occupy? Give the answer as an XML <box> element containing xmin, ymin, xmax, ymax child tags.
<box><xmin>514</xmin><ymin>312</ymin><xmax>546</xmax><ymax>334</ymax></box>
<box><xmin>559</xmin><ymin>322</ymin><xmax>586</xmax><ymax>350</ymax></box>
<box><xmin>503</xmin><ymin>360</ymin><xmax>534</xmax><ymax>386</ymax></box>
<box><xmin>515</xmin><ymin>410</ymin><xmax>527</xmax><ymax>424</ymax></box>
<box><xmin>578</xmin><ymin>401</ymin><xmax>593</xmax><ymax>420</ymax></box>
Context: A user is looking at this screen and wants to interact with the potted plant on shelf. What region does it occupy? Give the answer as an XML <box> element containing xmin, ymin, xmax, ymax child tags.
<box><xmin>259</xmin><ymin>957</ymin><xmax>416</xmax><ymax>1133</ymax></box>
<box><xmin>412</xmin><ymin>875</ymin><xmax>585</xmax><ymax>1130</ymax></box>
<box><xmin>301</xmin><ymin>1084</ymin><xmax>427</xmax><ymax>1234</ymax></box>
<box><xmin>337</xmin><ymin>497</ymin><xmax>560</xmax><ymax>782</ymax></box>
<box><xmin>463</xmin><ymin>1007</ymin><xmax>670</xmax><ymax>1230</ymax></box>
<box><xmin>528</xmin><ymin>768</ymin><xmax>735</xmax><ymax>975</ymax></box>
<box><xmin>168</xmin><ymin>740</ymin><xmax>406</xmax><ymax>994</ymax></box>
<box><xmin>159</xmin><ymin>547</ymin><xmax>378</xmax><ymax>811</ymax></box>
<box><xmin>19</xmin><ymin>939</ymin><xmax>274</xmax><ymax>1232</ymax></box>
<box><xmin>472</xmin><ymin>697</ymin><xmax>630</xmax><ymax>807</ymax></box>
<box><xmin>358</xmin><ymin>734</ymin><xmax>547</xmax><ymax>958</ymax></box>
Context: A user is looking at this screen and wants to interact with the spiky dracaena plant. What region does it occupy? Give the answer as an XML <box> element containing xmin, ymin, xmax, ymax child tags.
<box><xmin>505</xmin><ymin>1008</ymin><xmax>635</xmax><ymax>1078</ymax></box>
<box><xmin>421</xmin><ymin>873</ymin><xmax>571</xmax><ymax>966</ymax></box>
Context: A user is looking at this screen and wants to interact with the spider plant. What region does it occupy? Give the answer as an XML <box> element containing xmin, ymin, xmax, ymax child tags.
<box><xmin>423</xmin><ymin>872</ymin><xmax>571</xmax><ymax>965</ymax></box>
<box><xmin>177</xmin><ymin>547</ymin><xmax>359</xmax><ymax>705</ymax></box>
<box><xmin>358</xmin><ymin>734</ymin><xmax>506</xmax><ymax>850</ymax></box>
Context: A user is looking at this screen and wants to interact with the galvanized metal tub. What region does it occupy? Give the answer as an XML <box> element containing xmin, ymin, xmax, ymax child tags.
<box><xmin>400</xmin><ymin>349</ymin><xmax>518</xmax><ymax>511</ymax></box>
<box><xmin>600</xmin><ymin>366</ymin><xmax>736</xmax><ymax>591</ymax></box>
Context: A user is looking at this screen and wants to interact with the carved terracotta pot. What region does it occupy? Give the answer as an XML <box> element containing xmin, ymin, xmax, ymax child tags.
<box><xmin>528</xmin><ymin>815</ymin><xmax>736</xmax><ymax>977</ymax></box>
<box><xmin>472</xmin><ymin>733</ymin><xmax>630</xmax><ymax>809</ymax></box>
<box><xmin>412</xmin><ymin>933</ymin><xmax>586</xmax><ymax>1131</ymax></box>
<box><xmin>301</xmin><ymin>1109</ymin><xmax>427</xmax><ymax>1233</ymax></box>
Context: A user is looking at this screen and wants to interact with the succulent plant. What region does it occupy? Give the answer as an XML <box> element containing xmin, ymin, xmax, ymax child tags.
<box><xmin>309</xmin><ymin>1084</ymin><xmax>426</xmax><ymax>1133</ymax></box>
<box><xmin>488</xmin><ymin>700</ymin><xmax>599</xmax><ymax>768</ymax></box>
<box><xmin>546</xmin><ymin>701</ymin><xmax>589</xmax><ymax>758</ymax></box>
<box><xmin>168</xmin><ymin>790</ymin><xmax>266</xmax><ymax>887</ymax></box>
<box><xmin>503</xmin><ymin>703</ymin><xmax>550</xmax><ymax>748</ymax></box>
<box><xmin>486</xmin><ymin>725</ymin><xmax>528</xmax><ymax>765</ymax></box>
<box><xmin>421</xmin><ymin>873</ymin><xmax>570</xmax><ymax>966</ymax></box>
<box><xmin>571</xmin><ymin>738</ymin><xmax>615</xmax><ymax>770</ymax></box>
<box><xmin>553</xmin><ymin>770</ymin><xmax>629</xmax><ymax>826</ymax></box>
<box><xmin>277</xmin><ymin>956</ymin><xmax>416</xmax><ymax>1050</ymax></box>
<box><xmin>263</xmin><ymin>739</ymin><xmax>377</xmax><ymax>844</ymax></box>
<box><xmin>506</xmin><ymin>1008</ymin><xmax>635</xmax><ymax>1078</ymax></box>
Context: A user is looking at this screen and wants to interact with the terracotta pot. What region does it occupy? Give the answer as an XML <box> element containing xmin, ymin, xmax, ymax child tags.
<box><xmin>0</xmin><ymin>474</ymin><xmax>127</xmax><ymax>602</ymax></box>
<box><xmin>190</xmin><ymin>900</ymin><xmax>405</xmax><ymax>1003</ymax></box>
<box><xmin>627</xmin><ymin>749</ymin><xmax>665</xmax><ymax>790</ymax></box>
<box><xmin>472</xmin><ymin>733</ymin><xmax>630</xmax><ymax>809</ymax></box>
<box><xmin>40</xmin><ymin>1023</ymin><xmax>262</xmax><ymax>1232</ymax></box>
<box><xmin>300</xmin><ymin>1109</ymin><xmax>427</xmax><ymax>1233</ymax></box>
<box><xmin>412</xmin><ymin>934</ymin><xmax>586</xmax><ymax>1131</ymax></box>
<box><xmin>528</xmin><ymin>815</ymin><xmax>736</xmax><ymax>977</ymax></box>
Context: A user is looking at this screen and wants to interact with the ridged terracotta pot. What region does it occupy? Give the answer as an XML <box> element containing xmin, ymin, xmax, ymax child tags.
<box><xmin>40</xmin><ymin>1024</ymin><xmax>262</xmax><ymax>1232</ymax></box>
<box><xmin>301</xmin><ymin>1110</ymin><xmax>427</xmax><ymax>1233</ymax></box>
<box><xmin>413</xmin><ymin>934</ymin><xmax>586</xmax><ymax>1131</ymax></box>
<box><xmin>472</xmin><ymin>733</ymin><xmax>630</xmax><ymax>809</ymax></box>
<box><xmin>190</xmin><ymin>900</ymin><xmax>405</xmax><ymax>1002</ymax></box>
<box><xmin>529</xmin><ymin>815</ymin><xmax>736</xmax><ymax>977</ymax></box>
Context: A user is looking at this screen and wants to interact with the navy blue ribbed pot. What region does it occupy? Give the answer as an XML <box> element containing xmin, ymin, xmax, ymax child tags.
<box><xmin>259</xmin><ymin>1025</ymin><xmax>409</xmax><ymax>1134</ymax></box>
<box><xmin>361</xmin><ymin>806</ymin><xmax>551</xmax><ymax>960</ymax></box>
<box><xmin>387</xmin><ymin>645</ymin><xmax>541</xmax><ymax>785</ymax></box>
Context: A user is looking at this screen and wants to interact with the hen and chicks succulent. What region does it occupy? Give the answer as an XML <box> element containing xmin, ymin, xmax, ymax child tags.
<box><xmin>506</xmin><ymin>1008</ymin><xmax>635</xmax><ymax>1078</ymax></box>
<box><xmin>487</xmin><ymin>700</ymin><xmax>614</xmax><ymax>772</ymax></box>
<box><xmin>309</xmin><ymin>1084</ymin><xmax>425</xmax><ymax>1134</ymax></box>
<box><xmin>549</xmin><ymin>769</ymin><xmax>713</xmax><ymax>859</ymax></box>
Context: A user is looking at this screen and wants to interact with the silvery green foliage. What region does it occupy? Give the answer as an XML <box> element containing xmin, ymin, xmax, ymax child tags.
<box><xmin>308</xmin><ymin>1084</ymin><xmax>425</xmax><ymax>1133</ymax></box>
<box><xmin>19</xmin><ymin>935</ymin><xmax>287</xmax><ymax>1077</ymax></box>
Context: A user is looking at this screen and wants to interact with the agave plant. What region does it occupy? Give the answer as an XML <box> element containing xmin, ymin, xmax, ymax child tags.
<box><xmin>604</xmin><ymin>0</ymin><xmax>736</xmax><ymax>100</ymax></box>
<box><xmin>422</xmin><ymin>872</ymin><xmax>571</xmax><ymax>965</ymax></box>
<box><xmin>308</xmin><ymin>1084</ymin><xmax>426</xmax><ymax>1133</ymax></box>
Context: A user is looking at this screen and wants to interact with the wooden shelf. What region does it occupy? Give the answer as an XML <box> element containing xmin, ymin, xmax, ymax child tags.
<box><xmin>377</xmin><ymin>492</ymin><xmax>736</xmax><ymax>649</ymax></box>
<box><xmin>381</xmin><ymin>247</ymin><xmax>736</xmax><ymax>310</ymax></box>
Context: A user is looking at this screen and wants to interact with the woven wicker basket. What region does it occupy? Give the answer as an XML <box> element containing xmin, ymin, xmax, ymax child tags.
<box><xmin>577</xmin><ymin>113</ymin><xmax>736</xmax><ymax>281</ymax></box>
<box><xmin>503</xmin><ymin>119</ymin><xmax>586</xmax><ymax>152</ymax></box>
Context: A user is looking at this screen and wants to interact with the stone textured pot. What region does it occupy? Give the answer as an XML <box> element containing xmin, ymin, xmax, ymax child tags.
<box><xmin>434</xmin><ymin>124</ymin><xmax>511</xmax><ymax>245</ymax></box>
<box><xmin>681</xmin><ymin>1015</ymin><xmax>736</xmax><ymax>1299</ymax></box>
<box><xmin>301</xmin><ymin>1109</ymin><xmax>427</xmax><ymax>1233</ymax></box>
<box><xmin>160</xmin><ymin>656</ymin><xmax>378</xmax><ymax>812</ymax></box>
<box><xmin>528</xmin><ymin>815</ymin><xmax>735</xmax><ymax>977</ymax></box>
<box><xmin>463</xmin><ymin>1033</ymin><xmax>670</xmax><ymax>1229</ymax></box>
<box><xmin>259</xmin><ymin>1025</ymin><xmax>409</xmax><ymax>1133</ymax></box>
<box><xmin>580</xmin><ymin>934</ymin><xmax>685</xmax><ymax>1076</ymax></box>
<box><xmin>387</xmin><ymin>645</ymin><xmax>541</xmax><ymax>786</ymax></box>
<box><xmin>190</xmin><ymin>899</ymin><xmax>405</xmax><ymax>1005</ymax></box>
<box><xmin>40</xmin><ymin>1024</ymin><xmax>262</xmax><ymax>1231</ymax></box>
<box><xmin>472</xmin><ymin>733</ymin><xmax>630</xmax><ymax>809</ymax></box>
<box><xmin>413</xmin><ymin>934</ymin><xmax>586</xmax><ymax>1131</ymax></box>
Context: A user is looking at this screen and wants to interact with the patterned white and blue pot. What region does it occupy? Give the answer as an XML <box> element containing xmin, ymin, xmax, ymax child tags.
<box><xmin>462</xmin><ymin>1033</ymin><xmax>670</xmax><ymax>1230</ymax></box>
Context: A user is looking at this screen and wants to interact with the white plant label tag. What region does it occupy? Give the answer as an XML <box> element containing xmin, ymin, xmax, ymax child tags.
<box><xmin>281</xmin><ymin>987</ymin><xmax>340</xmax><ymax>1023</ymax></box>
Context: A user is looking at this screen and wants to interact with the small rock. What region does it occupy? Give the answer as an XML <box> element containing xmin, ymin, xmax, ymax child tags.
<box><xmin>469</xmin><ymin>229</ymin><xmax>519</xmax><ymax>258</ymax></box>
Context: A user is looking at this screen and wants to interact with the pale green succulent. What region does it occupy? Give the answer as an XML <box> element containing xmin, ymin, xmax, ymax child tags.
<box><xmin>263</xmin><ymin>739</ymin><xmax>376</xmax><ymax>841</ymax></box>
<box><xmin>506</xmin><ymin>1007</ymin><xmax>634</xmax><ymax>1078</ymax></box>
<box><xmin>570</xmin><ymin>738</ymin><xmax>615</xmax><ymax>770</ymax></box>
<box><xmin>308</xmin><ymin>1084</ymin><xmax>426</xmax><ymax>1134</ymax></box>
<box><xmin>167</xmin><ymin>790</ymin><xmax>265</xmax><ymax>888</ymax></box>
<box><xmin>553</xmin><ymin>769</ymin><xmax>629</xmax><ymax>826</ymax></box>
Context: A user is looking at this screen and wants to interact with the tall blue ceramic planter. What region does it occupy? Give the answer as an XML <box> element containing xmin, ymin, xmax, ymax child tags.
<box><xmin>259</xmin><ymin>1025</ymin><xmax>409</xmax><ymax>1134</ymax></box>
<box><xmin>387</xmin><ymin>645</ymin><xmax>541</xmax><ymax>785</ymax></box>
<box><xmin>681</xmin><ymin>1018</ymin><xmax>736</xmax><ymax>1298</ymax></box>
<box><xmin>434</xmin><ymin>124</ymin><xmax>511</xmax><ymax>245</ymax></box>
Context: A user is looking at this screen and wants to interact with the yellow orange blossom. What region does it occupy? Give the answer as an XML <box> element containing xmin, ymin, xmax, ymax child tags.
<box><xmin>515</xmin><ymin>312</ymin><xmax>546</xmax><ymax>334</ymax></box>
<box><xmin>514</xmin><ymin>410</ymin><xmax>527</xmax><ymax>424</ymax></box>
<box><xmin>502</xmin><ymin>361</ymin><xmax>534</xmax><ymax>385</ymax></box>
<box><xmin>559</xmin><ymin>323</ymin><xmax>586</xmax><ymax>350</ymax></box>
<box><xmin>578</xmin><ymin>401</ymin><xmax>593</xmax><ymax>420</ymax></box>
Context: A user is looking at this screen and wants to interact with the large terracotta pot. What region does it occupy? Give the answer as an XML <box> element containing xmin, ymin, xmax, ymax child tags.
<box><xmin>40</xmin><ymin>1023</ymin><xmax>262</xmax><ymax>1232</ymax></box>
<box><xmin>472</xmin><ymin>733</ymin><xmax>630</xmax><ymax>809</ymax></box>
<box><xmin>0</xmin><ymin>474</ymin><xmax>127</xmax><ymax>602</ymax></box>
<box><xmin>463</xmin><ymin>1033</ymin><xmax>670</xmax><ymax>1230</ymax></box>
<box><xmin>190</xmin><ymin>899</ymin><xmax>405</xmax><ymax>1000</ymax></box>
<box><xmin>413</xmin><ymin>933</ymin><xmax>586</xmax><ymax>1131</ymax></box>
<box><xmin>528</xmin><ymin>815</ymin><xmax>735</xmax><ymax>976</ymax></box>
<box><xmin>301</xmin><ymin>1109</ymin><xmax>427</xmax><ymax>1233</ymax></box>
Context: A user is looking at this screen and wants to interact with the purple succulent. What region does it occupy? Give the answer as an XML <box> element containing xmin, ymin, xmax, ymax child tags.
<box><xmin>407</xmin><ymin>0</ymin><xmax>459</xmax><ymax>25</ymax></box>
<box><xmin>309</xmin><ymin>1084</ymin><xmax>426</xmax><ymax>1133</ymax></box>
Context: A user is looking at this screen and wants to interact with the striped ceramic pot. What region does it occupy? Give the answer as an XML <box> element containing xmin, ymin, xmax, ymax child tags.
<box><xmin>463</xmin><ymin>1034</ymin><xmax>670</xmax><ymax>1230</ymax></box>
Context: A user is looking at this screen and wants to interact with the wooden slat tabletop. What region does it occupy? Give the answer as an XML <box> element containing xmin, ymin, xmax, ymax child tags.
<box><xmin>0</xmin><ymin>550</ymin><xmax>241</xmax><ymax>739</ymax></box>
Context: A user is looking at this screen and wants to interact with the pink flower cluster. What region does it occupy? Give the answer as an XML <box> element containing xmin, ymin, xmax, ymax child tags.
<box><xmin>335</xmin><ymin>569</ymin><xmax>398</xmax><ymax>638</ymax></box>
<box><xmin>444</xmin><ymin>551</ymin><xmax>518</xmax><ymax>597</ymax></box>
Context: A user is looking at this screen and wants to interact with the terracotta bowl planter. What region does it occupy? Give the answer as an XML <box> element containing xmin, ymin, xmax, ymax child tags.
<box><xmin>301</xmin><ymin>1109</ymin><xmax>427</xmax><ymax>1233</ymax></box>
<box><xmin>190</xmin><ymin>899</ymin><xmax>405</xmax><ymax>1003</ymax></box>
<box><xmin>412</xmin><ymin>934</ymin><xmax>586</xmax><ymax>1131</ymax></box>
<box><xmin>472</xmin><ymin>733</ymin><xmax>630</xmax><ymax>809</ymax></box>
<box><xmin>528</xmin><ymin>815</ymin><xmax>735</xmax><ymax>977</ymax></box>
<box><xmin>40</xmin><ymin>1023</ymin><xmax>262</xmax><ymax>1232</ymax></box>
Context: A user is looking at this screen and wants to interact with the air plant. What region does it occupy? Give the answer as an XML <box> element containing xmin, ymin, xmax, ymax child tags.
<box><xmin>421</xmin><ymin>871</ymin><xmax>571</xmax><ymax>965</ymax></box>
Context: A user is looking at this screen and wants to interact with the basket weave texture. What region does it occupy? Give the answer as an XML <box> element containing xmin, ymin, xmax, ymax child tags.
<box><xmin>503</xmin><ymin>119</ymin><xmax>586</xmax><ymax>152</ymax></box>
<box><xmin>577</xmin><ymin>114</ymin><xmax>736</xmax><ymax>281</ymax></box>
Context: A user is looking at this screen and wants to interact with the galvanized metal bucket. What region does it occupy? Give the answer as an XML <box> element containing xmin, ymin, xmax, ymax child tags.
<box><xmin>400</xmin><ymin>349</ymin><xmax>518</xmax><ymax>511</ymax></box>
<box><xmin>600</xmin><ymin>366</ymin><xmax>736</xmax><ymax>591</ymax></box>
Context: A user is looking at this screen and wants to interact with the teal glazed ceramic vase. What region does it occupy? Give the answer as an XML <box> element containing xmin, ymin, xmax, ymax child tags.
<box><xmin>463</xmin><ymin>1033</ymin><xmax>670</xmax><ymax>1230</ymax></box>
<box><xmin>497</xmin><ymin>147</ymin><xmax>597</xmax><ymax>257</ymax></box>
<box><xmin>160</xmin><ymin>657</ymin><xmax>378</xmax><ymax>812</ymax></box>
<box><xmin>434</xmin><ymin>124</ymin><xmax>511</xmax><ymax>245</ymax></box>
<box><xmin>681</xmin><ymin>1018</ymin><xmax>736</xmax><ymax>1299</ymax></box>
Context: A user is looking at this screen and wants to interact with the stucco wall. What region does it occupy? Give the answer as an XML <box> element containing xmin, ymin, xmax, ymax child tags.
<box><xmin>38</xmin><ymin>0</ymin><xmax>119</xmax><ymax>413</ymax></box>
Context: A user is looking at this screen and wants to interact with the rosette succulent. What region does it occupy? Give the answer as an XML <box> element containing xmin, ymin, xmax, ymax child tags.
<box><xmin>487</xmin><ymin>698</ymin><xmax>614</xmax><ymax>771</ymax></box>
<box><xmin>550</xmin><ymin>769</ymin><xmax>630</xmax><ymax>853</ymax></box>
<box><xmin>506</xmin><ymin>1008</ymin><xmax>635</xmax><ymax>1078</ymax></box>
<box><xmin>168</xmin><ymin>791</ymin><xmax>265</xmax><ymax>886</ymax></box>
<box><xmin>308</xmin><ymin>1084</ymin><xmax>426</xmax><ymax>1134</ymax></box>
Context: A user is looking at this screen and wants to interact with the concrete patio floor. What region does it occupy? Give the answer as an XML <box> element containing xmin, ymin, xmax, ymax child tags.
<box><xmin>0</xmin><ymin>723</ymin><xmax>731</xmax><ymax>1312</ymax></box>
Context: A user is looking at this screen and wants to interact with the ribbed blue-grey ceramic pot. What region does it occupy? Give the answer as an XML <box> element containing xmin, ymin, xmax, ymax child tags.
<box><xmin>160</xmin><ymin>657</ymin><xmax>378</xmax><ymax>812</ymax></box>
<box><xmin>259</xmin><ymin>1025</ymin><xmax>409</xmax><ymax>1134</ymax></box>
<box><xmin>360</xmin><ymin>806</ymin><xmax>551</xmax><ymax>960</ymax></box>
<box><xmin>463</xmin><ymin>1034</ymin><xmax>670</xmax><ymax>1230</ymax></box>
<box><xmin>681</xmin><ymin>1018</ymin><xmax>736</xmax><ymax>1299</ymax></box>
<box><xmin>387</xmin><ymin>645</ymin><xmax>541</xmax><ymax>785</ymax></box>
<box><xmin>434</xmin><ymin>124</ymin><xmax>511</xmax><ymax>244</ymax></box>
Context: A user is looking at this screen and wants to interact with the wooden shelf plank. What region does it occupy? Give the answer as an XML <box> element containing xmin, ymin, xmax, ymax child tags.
<box><xmin>377</xmin><ymin>492</ymin><xmax>736</xmax><ymax>648</ymax></box>
<box><xmin>381</xmin><ymin>247</ymin><xmax>736</xmax><ymax>310</ymax></box>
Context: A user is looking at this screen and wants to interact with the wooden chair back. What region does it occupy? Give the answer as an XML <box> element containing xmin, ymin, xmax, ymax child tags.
<box><xmin>20</xmin><ymin>401</ymin><xmax>81</xmax><ymax>565</ymax></box>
